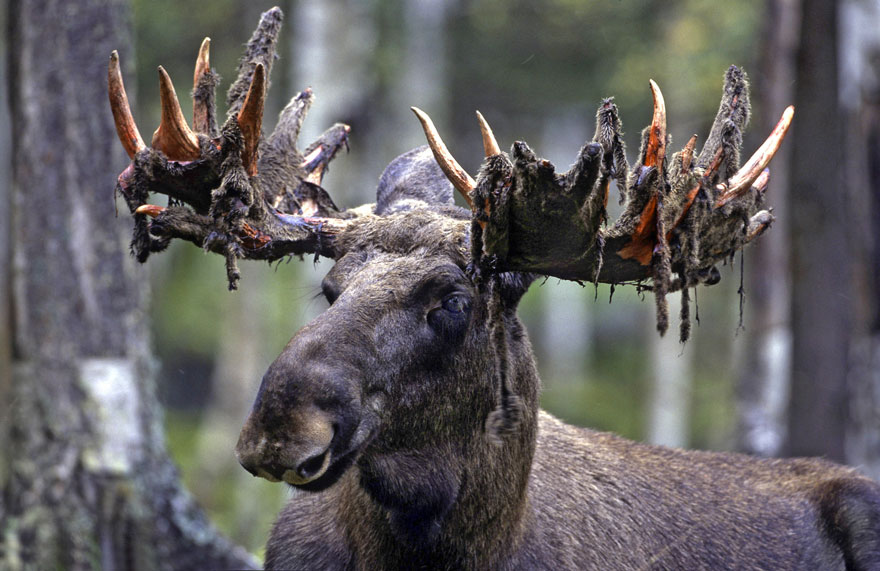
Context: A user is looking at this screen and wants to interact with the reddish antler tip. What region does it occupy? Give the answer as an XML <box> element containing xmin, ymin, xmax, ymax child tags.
<box><xmin>644</xmin><ymin>79</ymin><xmax>667</xmax><ymax>168</ymax></box>
<box><xmin>135</xmin><ymin>204</ymin><xmax>166</xmax><ymax>217</ymax></box>
<box><xmin>192</xmin><ymin>38</ymin><xmax>212</xmax><ymax>134</ymax></box>
<box><xmin>680</xmin><ymin>134</ymin><xmax>698</xmax><ymax>172</ymax></box>
<box><xmin>194</xmin><ymin>37</ymin><xmax>211</xmax><ymax>87</ymax></box>
<box><xmin>108</xmin><ymin>50</ymin><xmax>146</xmax><ymax>159</ymax></box>
<box><xmin>153</xmin><ymin>66</ymin><xmax>201</xmax><ymax>161</ymax></box>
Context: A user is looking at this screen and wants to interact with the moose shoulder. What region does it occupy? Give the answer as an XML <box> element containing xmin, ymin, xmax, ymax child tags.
<box><xmin>108</xmin><ymin>8</ymin><xmax>880</xmax><ymax>570</ymax></box>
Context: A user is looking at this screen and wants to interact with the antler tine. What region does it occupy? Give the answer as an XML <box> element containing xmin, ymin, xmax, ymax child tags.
<box><xmin>237</xmin><ymin>63</ymin><xmax>266</xmax><ymax>177</ymax></box>
<box><xmin>192</xmin><ymin>37</ymin><xmax>212</xmax><ymax>134</ymax></box>
<box><xmin>476</xmin><ymin>111</ymin><xmax>502</xmax><ymax>157</ymax></box>
<box><xmin>470</xmin><ymin>66</ymin><xmax>793</xmax><ymax>301</ymax></box>
<box><xmin>299</xmin><ymin>123</ymin><xmax>352</xmax><ymax>186</ymax></box>
<box><xmin>716</xmin><ymin>105</ymin><xmax>794</xmax><ymax>206</ymax></box>
<box><xmin>411</xmin><ymin>107</ymin><xmax>476</xmax><ymax>208</ymax></box>
<box><xmin>108</xmin><ymin>51</ymin><xmax>146</xmax><ymax>159</ymax></box>
<box><xmin>135</xmin><ymin>204</ymin><xmax>166</xmax><ymax>217</ymax></box>
<box><xmin>110</xmin><ymin>7</ymin><xmax>363</xmax><ymax>289</ymax></box>
<box><xmin>193</xmin><ymin>37</ymin><xmax>210</xmax><ymax>88</ymax></box>
<box><xmin>644</xmin><ymin>79</ymin><xmax>667</xmax><ymax>168</ymax></box>
<box><xmin>680</xmin><ymin>134</ymin><xmax>698</xmax><ymax>172</ymax></box>
<box><xmin>153</xmin><ymin>66</ymin><xmax>201</xmax><ymax>161</ymax></box>
<box><xmin>226</xmin><ymin>6</ymin><xmax>282</xmax><ymax>119</ymax></box>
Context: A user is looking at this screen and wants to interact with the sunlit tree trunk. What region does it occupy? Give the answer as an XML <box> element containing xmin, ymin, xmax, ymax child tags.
<box><xmin>291</xmin><ymin>0</ymin><xmax>377</xmax><ymax>206</ymax></box>
<box><xmin>735</xmin><ymin>0</ymin><xmax>798</xmax><ymax>457</ymax></box>
<box><xmin>394</xmin><ymin>0</ymin><xmax>451</xmax><ymax>151</ymax></box>
<box><xmin>0</xmin><ymin>1</ymin><xmax>256</xmax><ymax>568</ymax></box>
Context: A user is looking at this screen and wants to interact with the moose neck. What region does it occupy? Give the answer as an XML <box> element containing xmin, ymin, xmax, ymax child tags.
<box><xmin>343</xmin><ymin>307</ymin><xmax>541</xmax><ymax>567</ymax></box>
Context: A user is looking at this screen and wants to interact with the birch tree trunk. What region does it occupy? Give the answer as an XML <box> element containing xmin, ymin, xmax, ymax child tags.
<box><xmin>291</xmin><ymin>0</ymin><xmax>376</xmax><ymax>206</ymax></box>
<box><xmin>0</xmin><ymin>1</ymin><xmax>256</xmax><ymax>568</ymax></box>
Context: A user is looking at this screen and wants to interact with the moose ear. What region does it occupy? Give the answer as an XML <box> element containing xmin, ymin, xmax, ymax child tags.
<box><xmin>375</xmin><ymin>146</ymin><xmax>455</xmax><ymax>215</ymax></box>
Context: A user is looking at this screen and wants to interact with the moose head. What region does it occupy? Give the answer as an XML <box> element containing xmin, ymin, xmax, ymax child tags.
<box><xmin>109</xmin><ymin>8</ymin><xmax>880</xmax><ymax>570</ymax></box>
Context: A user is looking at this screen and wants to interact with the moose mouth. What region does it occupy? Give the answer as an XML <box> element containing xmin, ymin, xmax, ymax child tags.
<box><xmin>288</xmin><ymin>442</ymin><xmax>362</xmax><ymax>492</ymax></box>
<box><xmin>280</xmin><ymin>448</ymin><xmax>332</xmax><ymax>486</ymax></box>
<box><xmin>285</xmin><ymin>418</ymin><xmax>380</xmax><ymax>492</ymax></box>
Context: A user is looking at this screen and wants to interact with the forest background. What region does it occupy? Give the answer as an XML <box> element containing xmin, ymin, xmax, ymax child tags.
<box><xmin>1</xmin><ymin>0</ymin><xmax>878</xmax><ymax>565</ymax></box>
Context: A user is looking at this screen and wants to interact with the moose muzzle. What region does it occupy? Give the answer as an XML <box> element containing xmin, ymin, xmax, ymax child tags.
<box><xmin>236</xmin><ymin>406</ymin><xmax>336</xmax><ymax>485</ymax></box>
<box><xmin>234</xmin><ymin>319</ymin><xmax>372</xmax><ymax>489</ymax></box>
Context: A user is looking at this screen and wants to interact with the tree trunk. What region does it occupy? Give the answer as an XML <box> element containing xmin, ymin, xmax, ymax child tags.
<box><xmin>848</xmin><ymin>74</ymin><xmax>880</xmax><ymax>477</ymax></box>
<box><xmin>841</xmin><ymin>0</ymin><xmax>880</xmax><ymax>480</ymax></box>
<box><xmin>290</xmin><ymin>0</ymin><xmax>377</xmax><ymax>206</ymax></box>
<box><xmin>0</xmin><ymin>1</ymin><xmax>256</xmax><ymax>568</ymax></box>
<box><xmin>785</xmin><ymin>0</ymin><xmax>850</xmax><ymax>461</ymax></box>
<box><xmin>735</xmin><ymin>0</ymin><xmax>798</xmax><ymax>457</ymax></box>
<box><xmin>0</xmin><ymin>0</ymin><xmax>12</xmax><ymax>427</ymax></box>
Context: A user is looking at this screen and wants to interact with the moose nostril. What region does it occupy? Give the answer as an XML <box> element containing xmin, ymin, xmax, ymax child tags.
<box><xmin>263</xmin><ymin>462</ymin><xmax>289</xmax><ymax>481</ymax></box>
<box><xmin>297</xmin><ymin>450</ymin><xmax>330</xmax><ymax>480</ymax></box>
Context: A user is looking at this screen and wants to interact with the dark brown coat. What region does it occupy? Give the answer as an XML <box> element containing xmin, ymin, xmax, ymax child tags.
<box><xmin>235</xmin><ymin>200</ymin><xmax>880</xmax><ymax>570</ymax></box>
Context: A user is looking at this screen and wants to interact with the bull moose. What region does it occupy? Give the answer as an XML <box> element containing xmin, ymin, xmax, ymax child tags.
<box><xmin>108</xmin><ymin>7</ymin><xmax>880</xmax><ymax>570</ymax></box>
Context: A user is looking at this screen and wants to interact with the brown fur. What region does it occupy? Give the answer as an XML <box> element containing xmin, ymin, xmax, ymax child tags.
<box><xmin>234</xmin><ymin>155</ymin><xmax>880</xmax><ymax>571</ymax></box>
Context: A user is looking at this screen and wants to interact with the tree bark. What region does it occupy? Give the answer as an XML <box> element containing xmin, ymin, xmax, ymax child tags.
<box><xmin>785</xmin><ymin>0</ymin><xmax>850</xmax><ymax>461</ymax></box>
<box><xmin>0</xmin><ymin>1</ymin><xmax>257</xmax><ymax>568</ymax></box>
<box><xmin>0</xmin><ymin>0</ymin><xmax>12</xmax><ymax>435</ymax></box>
<box><xmin>841</xmin><ymin>0</ymin><xmax>880</xmax><ymax>480</ymax></box>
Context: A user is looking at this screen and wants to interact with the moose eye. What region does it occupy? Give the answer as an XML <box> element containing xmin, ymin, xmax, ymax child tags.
<box><xmin>427</xmin><ymin>293</ymin><xmax>472</xmax><ymax>342</ymax></box>
<box><xmin>441</xmin><ymin>294</ymin><xmax>470</xmax><ymax>315</ymax></box>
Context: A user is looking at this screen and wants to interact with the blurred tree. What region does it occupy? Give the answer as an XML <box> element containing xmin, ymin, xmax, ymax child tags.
<box><xmin>0</xmin><ymin>0</ymin><xmax>256</xmax><ymax>568</ymax></box>
<box><xmin>786</xmin><ymin>0</ymin><xmax>850</xmax><ymax>461</ymax></box>
<box><xmin>841</xmin><ymin>0</ymin><xmax>880</xmax><ymax>480</ymax></box>
<box><xmin>647</xmin><ymin>295</ymin><xmax>692</xmax><ymax>448</ymax></box>
<box><xmin>735</xmin><ymin>0</ymin><xmax>797</xmax><ymax>457</ymax></box>
<box><xmin>736</xmin><ymin>0</ymin><xmax>880</xmax><ymax>479</ymax></box>
<box><xmin>190</xmin><ymin>276</ymin><xmax>289</xmax><ymax>551</ymax></box>
<box><xmin>0</xmin><ymin>0</ymin><xmax>11</xmax><ymax>417</ymax></box>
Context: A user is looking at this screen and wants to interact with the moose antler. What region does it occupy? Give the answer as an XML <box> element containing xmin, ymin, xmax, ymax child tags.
<box><xmin>109</xmin><ymin>7</ymin><xmax>790</xmax><ymax>340</ymax></box>
<box><xmin>109</xmin><ymin>7</ymin><xmax>353</xmax><ymax>288</ymax></box>
<box><xmin>414</xmin><ymin>66</ymin><xmax>793</xmax><ymax>339</ymax></box>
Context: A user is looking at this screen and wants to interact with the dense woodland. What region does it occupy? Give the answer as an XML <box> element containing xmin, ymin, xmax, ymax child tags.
<box><xmin>0</xmin><ymin>0</ymin><xmax>878</xmax><ymax>567</ymax></box>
